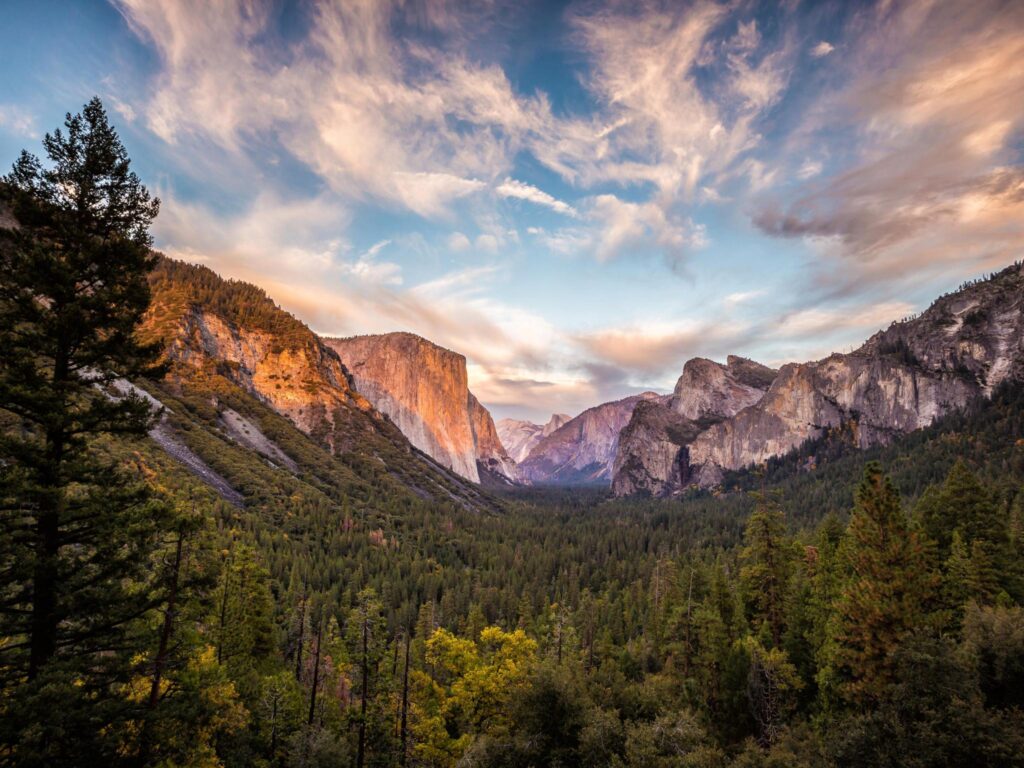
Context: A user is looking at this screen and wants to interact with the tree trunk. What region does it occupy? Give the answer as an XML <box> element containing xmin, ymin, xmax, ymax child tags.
<box><xmin>357</xmin><ymin>616</ymin><xmax>368</xmax><ymax>768</ymax></box>
<box><xmin>399</xmin><ymin>633</ymin><xmax>410</xmax><ymax>767</ymax></box>
<box><xmin>307</xmin><ymin>615</ymin><xmax>323</xmax><ymax>726</ymax></box>
<box><xmin>294</xmin><ymin>590</ymin><xmax>306</xmax><ymax>680</ymax></box>
<box><xmin>216</xmin><ymin>552</ymin><xmax>232</xmax><ymax>664</ymax></box>
<box><xmin>139</xmin><ymin>529</ymin><xmax>186</xmax><ymax>761</ymax></box>
<box><xmin>28</xmin><ymin>411</ymin><xmax>67</xmax><ymax>680</ymax></box>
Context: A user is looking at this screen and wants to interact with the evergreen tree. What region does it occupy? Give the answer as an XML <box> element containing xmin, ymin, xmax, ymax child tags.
<box><xmin>0</xmin><ymin>97</ymin><xmax>167</xmax><ymax>764</ymax></box>
<box><xmin>919</xmin><ymin>460</ymin><xmax>1006</xmax><ymax>556</ymax></box>
<box><xmin>740</xmin><ymin>492</ymin><xmax>794</xmax><ymax>647</ymax></box>
<box><xmin>831</xmin><ymin>463</ymin><xmax>936</xmax><ymax>705</ymax></box>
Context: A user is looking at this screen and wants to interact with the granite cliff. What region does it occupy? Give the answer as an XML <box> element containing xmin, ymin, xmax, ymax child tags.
<box><xmin>140</xmin><ymin>258</ymin><xmax>497</xmax><ymax>509</ymax></box>
<box><xmin>144</xmin><ymin>259</ymin><xmax>391</xmax><ymax>454</ymax></box>
<box><xmin>612</xmin><ymin>357</ymin><xmax>776</xmax><ymax>496</ymax></box>
<box><xmin>323</xmin><ymin>333</ymin><xmax>516</xmax><ymax>485</ymax></box>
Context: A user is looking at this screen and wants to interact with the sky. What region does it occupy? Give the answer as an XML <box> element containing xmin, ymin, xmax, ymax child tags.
<box><xmin>1</xmin><ymin>0</ymin><xmax>1022</xmax><ymax>422</ymax></box>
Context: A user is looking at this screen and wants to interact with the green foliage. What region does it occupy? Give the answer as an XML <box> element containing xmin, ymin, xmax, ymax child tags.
<box><xmin>829</xmin><ymin>463</ymin><xmax>937</xmax><ymax>705</ymax></box>
<box><xmin>826</xmin><ymin>633</ymin><xmax>1024</xmax><ymax>768</ymax></box>
<box><xmin>146</xmin><ymin>257</ymin><xmax>310</xmax><ymax>343</ymax></box>
<box><xmin>740</xmin><ymin>492</ymin><xmax>794</xmax><ymax>647</ymax></box>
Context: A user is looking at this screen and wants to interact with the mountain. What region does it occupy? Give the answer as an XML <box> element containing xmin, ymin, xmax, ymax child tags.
<box><xmin>146</xmin><ymin>259</ymin><xmax>380</xmax><ymax>452</ymax></box>
<box><xmin>141</xmin><ymin>257</ymin><xmax>495</xmax><ymax>508</ymax></box>
<box><xmin>323</xmin><ymin>333</ymin><xmax>516</xmax><ymax>485</ymax></box>
<box><xmin>518</xmin><ymin>392</ymin><xmax>665</xmax><ymax>485</ymax></box>
<box><xmin>496</xmin><ymin>413</ymin><xmax>572</xmax><ymax>463</ymax></box>
<box><xmin>613</xmin><ymin>262</ymin><xmax>1024</xmax><ymax>496</ymax></box>
<box><xmin>612</xmin><ymin>356</ymin><xmax>777</xmax><ymax>496</ymax></box>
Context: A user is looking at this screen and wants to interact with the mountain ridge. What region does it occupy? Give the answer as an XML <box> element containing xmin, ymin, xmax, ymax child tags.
<box><xmin>612</xmin><ymin>261</ymin><xmax>1024</xmax><ymax>496</ymax></box>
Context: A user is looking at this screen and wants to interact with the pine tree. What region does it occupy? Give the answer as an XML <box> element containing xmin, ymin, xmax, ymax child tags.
<box><xmin>347</xmin><ymin>588</ymin><xmax>390</xmax><ymax>768</ymax></box>
<box><xmin>0</xmin><ymin>97</ymin><xmax>168</xmax><ymax>764</ymax></box>
<box><xmin>919</xmin><ymin>460</ymin><xmax>1006</xmax><ymax>556</ymax></box>
<box><xmin>740</xmin><ymin>491</ymin><xmax>794</xmax><ymax>647</ymax></box>
<box><xmin>832</xmin><ymin>463</ymin><xmax>936</xmax><ymax>705</ymax></box>
<box><xmin>943</xmin><ymin>530</ymin><xmax>974</xmax><ymax>613</ymax></box>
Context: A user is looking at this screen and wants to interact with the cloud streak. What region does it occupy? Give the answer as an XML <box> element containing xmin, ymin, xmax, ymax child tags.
<box><xmin>496</xmin><ymin>178</ymin><xmax>578</xmax><ymax>217</ymax></box>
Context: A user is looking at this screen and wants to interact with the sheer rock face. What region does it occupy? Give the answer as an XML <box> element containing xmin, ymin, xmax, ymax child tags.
<box><xmin>610</xmin><ymin>401</ymin><xmax>701</xmax><ymax>497</ymax></box>
<box><xmin>323</xmin><ymin>333</ymin><xmax>515</xmax><ymax>484</ymax></box>
<box><xmin>518</xmin><ymin>393</ymin><xmax>665</xmax><ymax>484</ymax></box>
<box><xmin>612</xmin><ymin>357</ymin><xmax>777</xmax><ymax>497</ymax></box>
<box><xmin>497</xmin><ymin>414</ymin><xmax>572</xmax><ymax>463</ymax></box>
<box><xmin>613</xmin><ymin>262</ymin><xmax>1024</xmax><ymax>495</ymax></box>
<box><xmin>155</xmin><ymin>304</ymin><xmax>385</xmax><ymax>454</ymax></box>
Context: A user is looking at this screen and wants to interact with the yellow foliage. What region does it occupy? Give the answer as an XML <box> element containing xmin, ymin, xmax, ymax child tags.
<box><xmin>414</xmin><ymin>626</ymin><xmax>538</xmax><ymax>765</ymax></box>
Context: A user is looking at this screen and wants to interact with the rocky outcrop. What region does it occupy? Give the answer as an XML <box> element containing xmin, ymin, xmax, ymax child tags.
<box><xmin>497</xmin><ymin>414</ymin><xmax>571</xmax><ymax>462</ymax></box>
<box><xmin>688</xmin><ymin>265</ymin><xmax>1024</xmax><ymax>480</ymax></box>
<box><xmin>518</xmin><ymin>393</ymin><xmax>665</xmax><ymax>484</ymax></box>
<box><xmin>610</xmin><ymin>401</ymin><xmax>701</xmax><ymax>497</ymax></box>
<box><xmin>324</xmin><ymin>333</ymin><xmax>516</xmax><ymax>484</ymax></box>
<box><xmin>672</xmin><ymin>356</ymin><xmax>777</xmax><ymax>420</ymax></box>
<box><xmin>611</xmin><ymin>356</ymin><xmax>777</xmax><ymax>496</ymax></box>
<box><xmin>143</xmin><ymin>261</ymin><xmax>396</xmax><ymax>457</ymax></box>
<box><xmin>614</xmin><ymin>261</ymin><xmax>1024</xmax><ymax>495</ymax></box>
<box><xmin>164</xmin><ymin>309</ymin><xmax>375</xmax><ymax>441</ymax></box>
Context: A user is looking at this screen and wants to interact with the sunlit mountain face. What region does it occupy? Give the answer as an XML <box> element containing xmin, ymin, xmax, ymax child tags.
<box><xmin>3</xmin><ymin>0</ymin><xmax>1021</xmax><ymax>421</ymax></box>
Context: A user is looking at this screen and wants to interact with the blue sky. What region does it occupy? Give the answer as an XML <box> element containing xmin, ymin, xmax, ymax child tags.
<box><xmin>2</xmin><ymin>0</ymin><xmax>1022</xmax><ymax>421</ymax></box>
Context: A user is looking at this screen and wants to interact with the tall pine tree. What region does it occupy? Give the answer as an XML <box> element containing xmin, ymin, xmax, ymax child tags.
<box><xmin>740</xmin><ymin>490</ymin><xmax>794</xmax><ymax>647</ymax></box>
<box><xmin>831</xmin><ymin>463</ymin><xmax>936</xmax><ymax>706</ymax></box>
<box><xmin>0</xmin><ymin>97</ymin><xmax>167</xmax><ymax>764</ymax></box>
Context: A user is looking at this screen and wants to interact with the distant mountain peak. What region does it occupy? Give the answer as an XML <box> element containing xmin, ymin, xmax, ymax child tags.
<box><xmin>517</xmin><ymin>392</ymin><xmax>668</xmax><ymax>485</ymax></box>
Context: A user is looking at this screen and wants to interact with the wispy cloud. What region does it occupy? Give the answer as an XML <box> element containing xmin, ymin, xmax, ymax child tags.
<box><xmin>114</xmin><ymin>0</ymin><xmax>547</xmax><ymax>217</ymax></box>
<box><xmin>755</xmin><ymin>0</ymin><xmax>1024</xmax><ymax>299</ymax></box>
<box><xmin>495</xmin><ymin>178</ymin><xmax>578</xmax><ymax>217</ymax></box>
<box><xmin>0</xmin><ymin>104</ymin><xmax>37</xmax><ymax>137</ymax></box>
<box><xmin>91</xmin><ymin>0</ymin><xmax>1022</xmax><ymax>418</ymax></box>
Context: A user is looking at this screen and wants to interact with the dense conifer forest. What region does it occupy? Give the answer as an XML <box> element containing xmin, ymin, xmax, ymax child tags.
<box><xmin>3</xmin><ymin>100</ymin><xmax>1024</xmax><ymax>768</ymax></box>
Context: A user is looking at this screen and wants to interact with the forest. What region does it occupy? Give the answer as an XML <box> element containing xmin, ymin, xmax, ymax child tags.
<box><xmin>2</xmin><ymin>101</ymin><xmax>1024</xmax><ymax>768</ymax></box>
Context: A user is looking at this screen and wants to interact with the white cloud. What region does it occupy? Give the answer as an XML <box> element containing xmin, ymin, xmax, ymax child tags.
<box><xmin>107</xmin><ymin>94</ymin><xmax>137</xmax><ymax>123</ymax></box>
<box><xmin>796</xmin><ymin>159</ymin><xmax>823</xmax><ymax>179</ymax></box>
<box><xmin>362</xmin><ymin>239</ymin><xmax>391</xmax><ymax>259</ymax></box>
<box><xmin>495</xmin><ymin>178</ymin><xmax>578</xmax><ymax>217</ymax></box>
<box><xmin>588</xmin><ymin>195</ymin><xmax>707</xmax><ymax>266</ymax></box>
<box><xmin>389</xmin><ymin>172</ymin><xmax>487</xmax><ymax>218</ymax></box>
<box><xmin>341</xmin><ymin>240</ymin><xmax>402</xmax><ymax>285</ymax></box>
<box><xmin>447</xmin><ymin>232</ymin><xmax>471</xmax><ymax>251</ymax></box>
<box><xmin>475</xmin><ymin>234</ymin><xmax>499</xmax><ymax>252</ymax></box>
<box><xmin>114</xmin><ymin>0</ymin><xmax>549</xmax><ymax>218</ymax></box>
<box><xmin>810</xmin><ymin>41</ymin><xmax>835</xmax><ymax>58</ymax></box>
<box><xmin>723</xmin><ymin>290</ymin><xmax>766</xmax><ymax>307</ymax></box>
<box><xmin>339</xmin><ymin>257</ymin><xmax>403</xmax><ymax>286</ymax></box>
